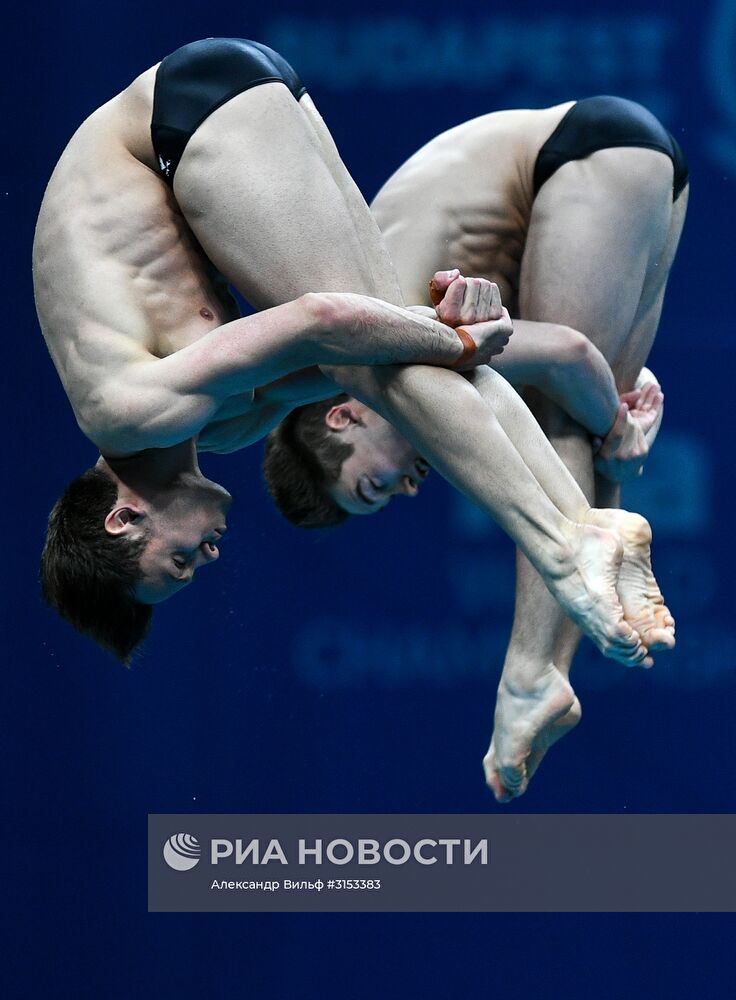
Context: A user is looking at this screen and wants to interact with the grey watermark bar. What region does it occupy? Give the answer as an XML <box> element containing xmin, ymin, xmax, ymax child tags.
<box><xmin>148</xmin><ymin>814</ymin><xmax>736</xmax><ymax>912</ymax></box>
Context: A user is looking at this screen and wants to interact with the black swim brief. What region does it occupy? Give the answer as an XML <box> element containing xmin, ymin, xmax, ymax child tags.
<box><xmin>533</xmin><ymin>96</ymin><xmax>689</xmax><ymax>200</ymax></box>
<box><xmin>151</xmin><ymin>38</ymin><xmax>307</xmax><ymax>186</ymax></box>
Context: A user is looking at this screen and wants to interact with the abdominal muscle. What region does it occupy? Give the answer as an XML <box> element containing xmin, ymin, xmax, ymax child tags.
<box><xmin>33</xmin><ymin>67</ymin><xmax>237</xmax><ymax>433</ymax></box>
<box><xmin>373</xmin><ymin>162</ymin><xmax>527</xmax><ymax>314</ymax></box>
<box><xmin>371</xmin><ymin>105</ymin><xmax>573</xmax><ymax>315</ymax></box>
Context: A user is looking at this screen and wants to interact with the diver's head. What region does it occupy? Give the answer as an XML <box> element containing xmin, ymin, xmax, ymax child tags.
<box><xmin>263</xmin><ymin>395</ymin><xmax>428</xmax><ymax>527</ymax></box>
<box><xmin>41</xmin><ymin>466</ymin><xmax>231</xmax><ymax>663</ymax></box>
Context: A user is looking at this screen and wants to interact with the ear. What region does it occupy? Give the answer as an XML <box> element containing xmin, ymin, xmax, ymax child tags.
<box><xmin>324</xmin><ymin>401</ymin><xmax>362</xmax><ymax>432</ymax></box>
<box><xmin>104</xmin><ymin>505</ymin><xmax>146</xmax><ymax>538</ymax></box>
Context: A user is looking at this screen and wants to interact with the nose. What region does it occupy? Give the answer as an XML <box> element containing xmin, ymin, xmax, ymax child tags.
<box><xmin>199</xmin><ymin>541</ymin><xmax>220</xmax><ymax>563</ymax></box>
<box><xmin>398</xmin><ymin>475</ymin><xmax>419</xmax><ymax>498</ymax></box>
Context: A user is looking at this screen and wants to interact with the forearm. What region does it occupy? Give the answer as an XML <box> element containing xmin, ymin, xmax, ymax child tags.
<box><xmin>491</xmin><ymin>321</ymin><xmax>618</xmax><ymax>437</ymax></box>
<box><xmin>307</xmin><ymin>293</ymin><xmax>466</xmax><ymax>367</ymax></box>
<box><xmin>129</xmin><ymin>293</ymin><xmax>464</xmax><ymax>429</ymax></box>
<box><xmin>405</xmin><ymin>305</ymin><xmax>438</xmax><ymax>319</ymax></box>
<box><xmin>544</xmin><ymin>350</ymin><xmax>664</xmax><ymax>447</ymax></box>
<box><xmin>326</xmin><ymin>362</ymin><xmax>573</xmax><ymax>575</ymax></box>
<box><xmin>537</xmin><ymin>337</ymin><xmax>619</xmax><ymax>437</ymax></box>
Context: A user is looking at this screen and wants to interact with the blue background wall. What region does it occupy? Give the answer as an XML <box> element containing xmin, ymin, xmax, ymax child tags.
<box><xmin>4</xmin><ymin>0</ymin><xmax>736</xmax><ymax>995</ymax></box>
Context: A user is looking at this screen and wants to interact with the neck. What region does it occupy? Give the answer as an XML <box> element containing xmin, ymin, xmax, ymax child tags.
<box><xmin>97</xmin><ymin>439</ymin><xmax>200</xmax><ymax>498</ymax></box>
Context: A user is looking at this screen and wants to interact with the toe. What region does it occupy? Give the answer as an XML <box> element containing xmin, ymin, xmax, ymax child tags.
<box><xmin>607</xmin><ymin>637</ymin><xmax>649</xmax><ymax>667</ymax></box>
<box><xmin>488</xmin><ymin>770</ymin><xmax>512</xmax><ymax>803</ymax></box>
<box><xmin>498</xmin><ymin>761</ymin><xmax>528</xmax><ymax>799</ymax></box>
<box><xmin>610</xmin><ymin>620</ymin><xmax>641</xmax><ymax>646</ymax></box>
<box><xmin>644</xmin><ymin>627</ymin><xmax>676</xmax><ymax>652</ymax></box>
<box><xmin>484</xmin><ymin>751</ymin><xmax>513</xmax><ymax>803</ymax></box>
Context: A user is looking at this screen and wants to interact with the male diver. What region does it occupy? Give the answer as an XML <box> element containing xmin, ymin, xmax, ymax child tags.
<box><xmin>264</xmin><ymin>98</ymin><xmax>687</xmax><ymax>800</ymax></box>
<box><xmin>35</xmin><ymin>39</ymin><xmax>511</xmax><ymax>660</ymax></box>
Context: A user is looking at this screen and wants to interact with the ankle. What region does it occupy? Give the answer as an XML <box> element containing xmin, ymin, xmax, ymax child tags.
<box><xmin>500</xmin><ymin>658</ymin><xmax>559</xmax><ymax>694</ymax></box>
<box><xmin>535</xmin><ymin>519</ymin><xmax>580</xmax><ymax>581</ymax></box>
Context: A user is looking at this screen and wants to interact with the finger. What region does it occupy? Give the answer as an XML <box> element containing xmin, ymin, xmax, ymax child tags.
<box><xmin>636</xmin><ymin>384</ymin><xmax>651</xmax><ymax>410</ymax></box>
<box><xmin>620</xmin><ymin>390</ymin><xmax>642</xmax><ymax>408</ymax></box>
<box><xmin>501</xmin><ymin>307</ymin><xmax>513</xmax><ymax>341</ymax></box>
<box><xmin>485</xmin><ymin>310</ymin><xmax>513</xmax><ymax>353</ymax></box>
<box><xmin>429</xmin><ymin>269</ymin><xmax>460</xmax><ymax>306</ymax></box>
<box><xmin>436</xmin><ymin>274</ymin><xmax>465</xmax><ymax>326</ymax></box>
<box><xmin>435</xmin><ymin>275</ymin><xmax>466</xmax><ymax>324</ymax></box>
<box><xmin>461</xmin><ymin>315</ymin><xmax>512</xmax><ymax>362</ymax></box>
<box><xmin>459</xmin><ymin>276</ymin><xmax>481</xmax><ymax>324</ymax></box>
<box><xmin>641</xmin><ymin>382</ymin><xmax>658</xmax><ymax>409</ymax></box>
<box><xmin>477</xmin><ymin>279</ymin><xmax>492</xmax><ymax>322</ymax></box>
<box><xmin>489</xmin><ymin>282</ymin><xmax>503</xmax><ymax>321</ymax></box>
<box><xmin>649</xmin><ymin>388</ymin><xmax>664</xmax><ymax>412</ymax></box>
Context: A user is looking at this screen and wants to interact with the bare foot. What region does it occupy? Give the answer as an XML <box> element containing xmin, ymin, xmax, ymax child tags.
<box><xmin>525</xmin><ymin>697</ymin><xmax>582</xmax><ymax>783</ymax></box>
<box><xmin>546</xmin><ymin>522</ymin><xmax>649</xmax><ymax>667</ymax></box>
<box><xmin>483</xmin><ymin>666</ymin><xmax>579</xmax><ymax>802</ymax></box>
<box><xmin>585</xmin><ymin>509</ymin><xmax>675</xmax><ymax>656</ymax></box>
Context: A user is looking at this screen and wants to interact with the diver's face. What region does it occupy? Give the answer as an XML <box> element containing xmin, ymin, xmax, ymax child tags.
<box><xmin>328</xmin><ymin>408</ymin><xmax>429</xmax><ymax>516</ymax></box>
<box><xmin>132</xmin><ymin>477</ymin><xmax>232</xmax><ymax>603</ymax></box>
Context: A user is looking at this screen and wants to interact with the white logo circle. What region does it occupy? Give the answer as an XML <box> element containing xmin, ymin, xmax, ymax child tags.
<box><xmin>163</xmin><ymin>833</ymin><xmax>201</xmax><ymax>871</ymax></box>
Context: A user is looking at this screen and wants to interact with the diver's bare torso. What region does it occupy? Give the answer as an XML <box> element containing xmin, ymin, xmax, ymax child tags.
<box><xmin>33</xmin><ymin>67</ymin><xmax>243</xmax><ymax>452</ymax></box>
<box><xmin>371</xmin><ymin>103</ymin><xmax>574</xmax><ymax>315</ymax></box>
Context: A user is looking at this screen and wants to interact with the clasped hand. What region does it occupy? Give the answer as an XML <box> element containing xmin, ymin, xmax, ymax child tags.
<box><xmin>428</xmin><ymin>269</ymin><xmax>513</xmax><ymax>367</ymax></box>
<box><xmin>593</xmin><ymin>382</ymin><xmax>664</xmax><ymax>482</ymax></box>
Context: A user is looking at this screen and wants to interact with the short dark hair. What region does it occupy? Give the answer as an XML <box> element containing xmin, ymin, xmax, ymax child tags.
<box><xmin>262</xmin><ymin>395</ymin><xmax>354</xmax><ymax>529</ymax></box>
<box><xmin>40</xmin><ymin>467</ymin><xmax>152</xmax><ymax>665</ymax></box>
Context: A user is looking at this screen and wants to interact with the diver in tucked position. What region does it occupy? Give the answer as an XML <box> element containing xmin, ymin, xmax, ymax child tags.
<box><xmin>35</xmin><ymin>38</ymin><xmax>509</xmax><ymax>659</ymax></box>
<box><xmin>264</xmin><ymin>98</ymin><xmax>687</xmax><ymax>800</ymax></box>
<box><xmin>35</xmin><ymin>41</ymin><xmax>665</xmax><ymax>721</ymax></box>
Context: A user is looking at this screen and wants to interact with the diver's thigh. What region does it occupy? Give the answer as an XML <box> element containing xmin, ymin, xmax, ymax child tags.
<box><xmin>173</xmin><ymin>84</ymin><xmax>398</xmax><ymax>307</ymax></box>
<box><xmin>519</xmin><ymin>146</ymin><xmax>675</xmax><ymax>365</ymax></box>
<box><xmin>611</xmin><ymin>183</ymin><xmax>688</xmax><ymax>387</ymax></box>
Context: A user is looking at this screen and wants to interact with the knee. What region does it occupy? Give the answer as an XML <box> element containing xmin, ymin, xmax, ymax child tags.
<box><xmin>553</xmin><ymin>325</ymin><xmax>592</xmax><ymax>369</ymax></box>
<box><xmin>538</xmin><ymin>325</ymin><xmax>598</xmax><ymax>406</ymax></box>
